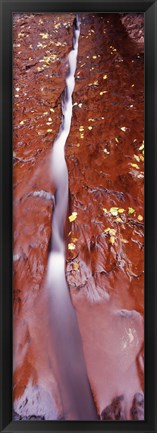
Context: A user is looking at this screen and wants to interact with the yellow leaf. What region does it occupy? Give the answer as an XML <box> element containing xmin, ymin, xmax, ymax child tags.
<box><xmin>104</xmin><ymin>227</ymin><xmax>111</xmax><ymax>233</ymax></box>
<box><xmin>140</xmin><ymin>155</ymin><xmax>144</xmax><ymax>162</ymax></box>
<box><xmin>19</xmin><ymin>120</ymin><xmax>25</xmax><ymax>125</ymax></box>
<box><xmin>89</xmin><ymin>81</ymin><xmax>99</xmax><ymax>86</ymax></box>
<box><xmin>115</xmin><ymin>137</ymin><xmax>119</xmax><ymax>143</ymax></box>
<box><xmin>50</xmin><ymin>108</ymin><xmax>55</xmax><ymax>112</ymax></box>
<box><xmin>100</xmin><ymin>91</ymin><xmax>108</xmax><ymax>95</ymax></box>
<box><xmin>68</xmin><ymin>243</ymin><xmax>76</xmax><ymax>250</ymax></box>
<box><xmin>103</xmin><ymin>208</ymin><xmax>108</xmax><ymax>214</ymax></box>
<box><xmin>120</xmin><ymin>127</ymin><xmax>127</xmax><ymax>132</ymax></box>
<box><xmin>116</xmin><ymin>217</ymin><xmax>123</xmax><ymax>222</ymax></box>
<box><xmin>72</xmin><ymin>237</ymin><xmax>78</xmax><ymax>242</ymax></box>
<box><xmin>134</xmin><ymin>154</ymin><xmax>140</xmax><ymax>162</ymax></box>
<box><xmin>128</xmin><ymin>207</ymin><xmax>135</xmax><ymax>214</ymax></box>
<box><xmin>109</xmin><ymin>228</ymin><xmax>116</xmax><ymax>236</ymax></box>
<box><xmin>68</xmin><ymin>212</ymin><xmax>77</xmax><ymax>222</ymax></box>
<box><xmin>103</xmin><ymin>74</ymin><xmax>108</xmax><ymax>79</ymax></box>
<box><xmin>121</xmin><ymin>238</ymin><xmax>129</xmax><ymax>244</ymax></box>
<box><xmin>118</xmin><ymin>208</ymin><xmax>125</xmax><ymax>214</ymax></box>
<box><xmin>79</xmin><ymin>126</ymin><xmax>84</xmax><ymax>131</ymax></box>
<box><xmin>130</xmin><ymin>163</ymin><xmax>139</xmax><ymax>169</ymax></box>
<box><xmin>109</xmin><ymin>236</ymin><xmax>115</xmax><ymax>245</ymax></box>
<box><xmin>37</xmin><ymin>67</ymin><xmax>43</xmax><ymax>72</ymax></box>
<box><xmin>47</xmin><ymin>129</ymin><xmax>53</xmax><ymax>133</ymax></box>
<box><xmin>139</xmin><ymin>143</ymin><xmax>144</xmax><ymax>151</ymax></box>
<box><xmin>137</xmin><ymin>215</ymin><xmax>143</xmax><ymax>221</ymax></box>
<box><xmin>40</xmin><ymin>32</ymin><xmax>49</xmax><ymax>39</ymax></box>
<box><xmin>73</xmin><ymin>262</ymin><xmax>79</xmax><ymax>271</ymax></box>
<box><xmin>92</xmin><ymin>55</ymin><xmax>97</xmax><ymax>59</ymax></box>
<box><xmin>88</xmin><ymin>126</ymin><xmax>93</xmax><ymax>130</ymax></box>
<box><xmin>110</xmin><ymin>207</ymin><xmax>119</xmax><ymax>216</ymax></box>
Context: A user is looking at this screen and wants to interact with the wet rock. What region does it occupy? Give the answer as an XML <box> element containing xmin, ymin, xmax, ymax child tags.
<box><xmin>13</xmin><ymin>12</ymin><xmax>75</xmax><ymax>418</ymax></box>
<box><xmin>13</xmin><ymin>410</ymin><xmax>45</xmax><ymax>420</ymax></box>
<box><xmin>13</xmin><ymin>12</ymin><xmax>144</xmax><ymax>420</ymax></box>
<box><xmin>120</xmin><ymin>14</ymin><xmax>144</xmax><ymax>48</ymax></box>
<box><xmin>131</xmin><ymin>392</ymin><xmax>144</xmax><ymax>420</ymax></box>
<box><xmin>101</xmin><ymin>395</ymin><xmax>126</xmax><ymax>420</ymax></box>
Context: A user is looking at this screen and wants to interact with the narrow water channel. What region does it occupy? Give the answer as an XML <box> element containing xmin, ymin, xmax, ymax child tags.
<box><xmin>46</xmin><ymin>15</ymin><xmax>98</xmax><ymax>420</ymax></box>
<box><xmin>13</xmin><ymin>12</ymin><xmax>144</xmax><ymax>421</ymax></box>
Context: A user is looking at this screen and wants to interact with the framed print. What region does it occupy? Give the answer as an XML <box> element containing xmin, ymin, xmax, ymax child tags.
<box><xmin>0</xmin><ymin>0</ymin><xmax>157</xmax><ymax>432</ymax></box>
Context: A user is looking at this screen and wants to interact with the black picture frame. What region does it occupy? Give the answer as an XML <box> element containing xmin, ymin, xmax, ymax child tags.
<box><xmin>0</xmin><ymin>0</ymin><xmax>156</xmax><ymax>432</ymax></box>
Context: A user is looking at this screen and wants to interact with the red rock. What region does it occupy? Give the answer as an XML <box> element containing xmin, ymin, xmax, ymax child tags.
<box><xmin>13</xmin><ymin>12</ymin><xmax>144</xmax><ymax>420</ymax></box>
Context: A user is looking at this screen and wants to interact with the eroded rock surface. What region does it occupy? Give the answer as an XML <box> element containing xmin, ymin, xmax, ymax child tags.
<box><xmin>13</xmin><ymin>13</ymin><xmax>144</xmax><ymax>420</ymax></box>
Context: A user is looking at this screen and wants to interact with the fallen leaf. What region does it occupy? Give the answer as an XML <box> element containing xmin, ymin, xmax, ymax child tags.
<box><xmin>73</xmin><ymin>262</ymin><xmax>79</xmax><ymax>271</ymax></box>
<box><xmin>68</xmin><ymin>212</ymin><xmax>78</xmax><ymax>222</ymax></box>
<box><xmin>100</xmin><ymin>91</ymin><xmax>108</xmax><ymax>95</ymax></box>
<box><xmin>40</xmin><ymin>32</ymin><xmax>49</xmax><ymax>39</ymax></box>
<box><xmin>104</xmin><ymin>227</ymin><xmax>111</xmax><ymax>233</ymax></box>
<box><xmin>137</xmin><ymin>215</ymin><xmax>143</xmax><ymax>221</ymax></box>
<box><xmin>88</xmin><ymin>126</ymin><xmax>93</xmax><ymax>130</ymax></box>
<box><xmin>128</xmin><ymin>207</ymin><xmax>135</xmax><ymax>214</ymax></box>
<box><xmin>103</xmin><ymin>74</ymin><xmax>108</xmax><ymax>79</ymax></box>
<box><xmin>139</xmin><ymin>142</ymin><xmax>144</xmax><ymax>151</ymax></box>
<box><xmin>68</xmin><ymin>243</ymin><xmax>76</xmax><ymax>250</ymax></box>
<box><xmin>109</xmin><ymin>229</ymin><xmax>116</xmax><ymax>236</ymax></box>
<box><xmin>89</xmin><ymin>80</ymin><xmax>99</xmax><ymax>86</ymax></box>
<box><xmin>110</xmin><ymin>207</ymin><xmax>119</xmax><ymax>216</ymax></box>
<box><xmin>134</xmin><ymin>154</ymin><xmax>140</xmax><ymax>162</ymax></box>
<box><xmin>79</xmin><ymin>126</ymin><xmax>84</xmax><ymax>131</ymax></box>
<box><xmin>130</xmin><ymin>163</ymin><xmax>139</xmax><ymax>169</ymax></box>
<box><xmin>118</xmin><ymin>208</ymin><xmax>125</xmax><ymax>214</ymax></box>
<box><xmin>109</xmin><ymin>236</ymin><xmax>115</xmax><ymax>245</ymax></box>
<box><xmin>103</xmin><ymin>208</ymin><xmax>108</xmax><ymax>214</ymax></box>
<box><xmin>120</xmin><ymin>127</ymin><xmax>127</xmax><ymax>132</ymax></box>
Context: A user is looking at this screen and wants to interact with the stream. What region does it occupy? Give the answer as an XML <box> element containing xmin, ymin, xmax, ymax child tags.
<box><xmin>13</xmin><ymin>12</ymin><xmax>144</xmax><ymax>421</ymax></box>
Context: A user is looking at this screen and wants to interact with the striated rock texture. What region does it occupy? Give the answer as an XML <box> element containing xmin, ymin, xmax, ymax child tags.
<box><xmin>13</xmin><ymin>12</ymin><xmax>75</xmax><ymax>420</ymax></box>
<box><xmin>13</xmin><ymin>13</ymin><xmax>144</xmax><ymax>420</ymax></box>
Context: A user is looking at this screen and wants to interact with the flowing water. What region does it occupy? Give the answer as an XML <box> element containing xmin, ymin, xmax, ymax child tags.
<box><xmin>45</xmin><ymin>16</ymin><xmax>98</xmax><ymax>420</ymax></box>
<box><xmin>13</xmin><ymin>12</ymin><xmax>144</xmax><ymax>421</ymax></box>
